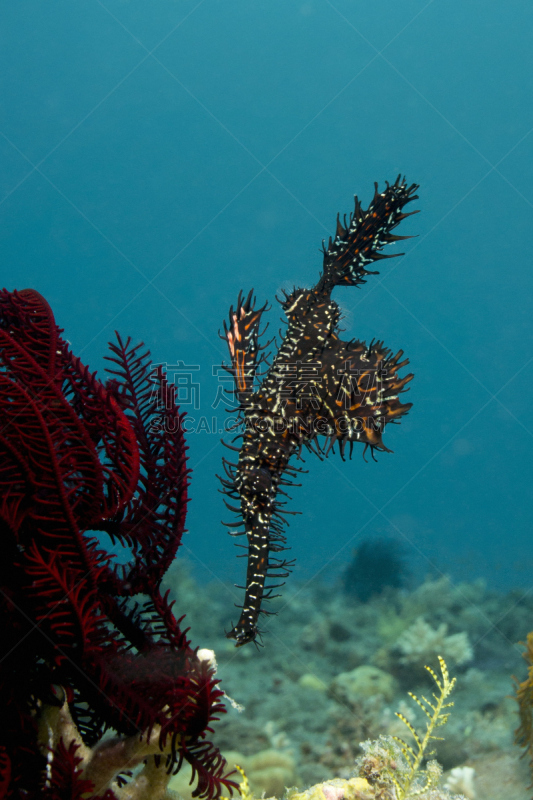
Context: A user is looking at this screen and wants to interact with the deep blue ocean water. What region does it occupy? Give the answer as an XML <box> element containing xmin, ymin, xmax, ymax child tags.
<box><xmin>2</xmin><ymin>0</ymin><xmax>532</xmax><ymax>605</ymax></box>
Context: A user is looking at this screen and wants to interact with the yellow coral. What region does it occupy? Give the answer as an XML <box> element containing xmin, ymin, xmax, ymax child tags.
<box><xmin>391</xmin><ymin>655</ymin><xmax>456</xmax><ymax>798</ymax></box>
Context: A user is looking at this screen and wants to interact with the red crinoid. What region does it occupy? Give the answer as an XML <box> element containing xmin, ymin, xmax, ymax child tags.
<box><xmin>0</xmin><ymin>289</ymin><xmax>235</xmax><ymax>800</ymax></box>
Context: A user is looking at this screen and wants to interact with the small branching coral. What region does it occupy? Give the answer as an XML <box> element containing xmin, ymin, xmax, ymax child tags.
<box><xmin>357</xmin><ymin>657</ymin><xmax>458</xmax><ymax>799</ymax></box>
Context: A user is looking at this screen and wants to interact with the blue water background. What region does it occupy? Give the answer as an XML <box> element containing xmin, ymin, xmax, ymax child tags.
<box><xmin>1</xmin><ymin>0</ymin><xmax>532</xmax><ymax>597</ymax></box>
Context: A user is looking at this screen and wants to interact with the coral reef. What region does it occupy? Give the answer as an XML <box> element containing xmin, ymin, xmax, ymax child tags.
<box><xmin>210</xmin><ymin>659</ymin><xmax>466</xmax><ymax>800</ymax></box>
<box><xmin>394</xmin><ymin>618</ymin><xmax>473</xmax><ymax>671</ymax></box>
<box><xmin>0</xmin><ymin>289</ymin><xmax>235</xmax><ymax>799</ymax></box>
<box><xmin>161</xmin><ymin>564</ymin><xmax>530</xmax><ymax>799</ymax></box>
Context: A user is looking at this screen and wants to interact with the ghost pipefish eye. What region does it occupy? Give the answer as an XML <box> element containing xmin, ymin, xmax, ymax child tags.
<box><xmin>219</xmin><ymin>176</ymin><xmax>419</xmax><ymax>646</ymax></box>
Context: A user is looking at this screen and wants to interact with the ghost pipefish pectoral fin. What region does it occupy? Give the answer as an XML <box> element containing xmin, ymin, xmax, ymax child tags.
<box><xmin>219</xmin><ymin>176</ymin><xmax>418</xmax><ymax>646</ymax></box>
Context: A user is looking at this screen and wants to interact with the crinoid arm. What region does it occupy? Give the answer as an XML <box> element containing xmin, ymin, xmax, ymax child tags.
<box><xmin>221</xmin><ymin>290</ymin><xmax>270</xmax><ymax>407</ymax></box>
<box><xmin>316</xmin><ymin>176</ymin><xmax>419</xmax><ymax>294</ymax></box>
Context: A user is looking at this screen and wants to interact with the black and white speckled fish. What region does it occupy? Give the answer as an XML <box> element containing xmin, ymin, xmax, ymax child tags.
<box><xmin>220</xmin><ymin>176</ymin><xmax>418</xmax><ymax>646</ymax></box>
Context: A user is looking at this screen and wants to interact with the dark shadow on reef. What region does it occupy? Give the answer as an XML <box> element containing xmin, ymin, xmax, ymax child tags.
<box><xmin>342</xmin><ymin>538</ymin><xmax>410</xmax><ymax>602</ymax></box>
